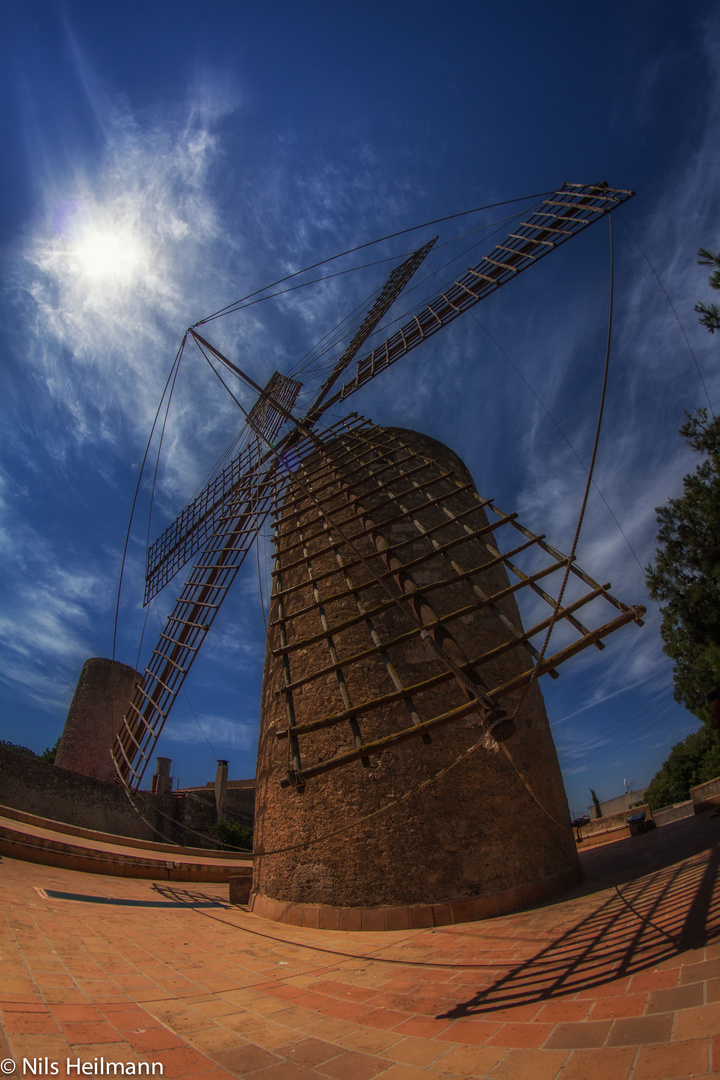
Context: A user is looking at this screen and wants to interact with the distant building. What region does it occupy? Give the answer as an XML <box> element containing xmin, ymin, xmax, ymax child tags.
<box><xmin>589</xmin><ymin>789</ymin><xmax>647</xmax><ymax>819</ymax></box>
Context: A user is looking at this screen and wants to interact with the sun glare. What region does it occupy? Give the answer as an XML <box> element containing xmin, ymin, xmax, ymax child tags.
<box><xmin>74</xmin><ymin>227</ymin><xmax>143</xmax><ymax>282</ymax></box>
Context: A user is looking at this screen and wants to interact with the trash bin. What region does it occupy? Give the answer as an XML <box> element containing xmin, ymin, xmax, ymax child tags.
<box><xmin>627</xmin><ymin>811</ymin><xmax>646</xmax><ymax>836</ymax></box>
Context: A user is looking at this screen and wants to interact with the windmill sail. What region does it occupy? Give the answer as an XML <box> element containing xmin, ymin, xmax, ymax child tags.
<box><xmin>144</xmin><ymin>240</ymin><xmax>437</xmax><ymax>605</ymax></box>
<box><xmin>115</xmin><ymin>180</ymin><xmax>638</xmax><ymax>791</ymax></box>
<box><xmin>305</xmin><ymin>236</ymin><xmax>437</xmax><ymax>421</ymax></box>
<box><xmin>319</xmin><ymin>182</ymin><xmax>633</xmax><ymax>412</ymax></box>
<box><xmin>246</xmin><ymin>370</ymin><xmax>303</xmax><ymax>441</ymax></box>
<box><xmin>144</xmin><ymin>373</ymin><xmax>302</xmax><ymax>605</ymax></box>
<box><xmin>114</xmin><ymin>417</ymin><xmax>379</xmax><ymax>788</ymax></box>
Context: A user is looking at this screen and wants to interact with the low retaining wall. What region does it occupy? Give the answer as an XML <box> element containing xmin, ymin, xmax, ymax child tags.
<box><xmin>178</xmin><ymin>782</ymin><xmax>255</xmax><ymax>828</ymax></box>
<box><xmin>653</xmin><ymin>801</ymin><xmax>694</xmax><ymax>826</ymax></box>
<box><xmin>690</xmin><ymin>776</ymin><xmax>720</xmax><ymax>814</ymax></box>
<box><xmin>0</xmin><ymin>744</ymin><xmax>214</xmax><ymax>846</ymax></box>
<box><xmin>577</xmin><ymin>804</ymin><xmax>654</xmax><ymax>846</ymax></box>
<box><xmin>0</xmin><ymin>830</ymin><xmax>248</xmax><ymax>882</ymax></box>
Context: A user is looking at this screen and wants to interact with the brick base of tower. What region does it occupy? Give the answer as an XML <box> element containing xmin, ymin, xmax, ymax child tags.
<box><xmin>248</xmin><ymin>862</ymin><xmax>582</xmax><ymax>931</ymax></box>
<box><xmin>252</xmin><ymin>426</ymin><xmax>581</xmax><ymax>927</ymax></box>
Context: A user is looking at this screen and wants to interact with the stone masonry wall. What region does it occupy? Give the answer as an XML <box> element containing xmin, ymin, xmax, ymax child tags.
<box><xmin>0</xmin><ymin>744</ymin><xmax>215</xmax><ymax>846</ymax></box>
<box><xmin>254</xmin><ymin>426</ymin><xmax>580</xmax><ymax>912</ymax></box>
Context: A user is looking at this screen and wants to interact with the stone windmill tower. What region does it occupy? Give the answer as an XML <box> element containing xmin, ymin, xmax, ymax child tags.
<box><xmin>112</xmin><ymin>182</ymin><xmax>644</xmax><ymax>928</ymax></box>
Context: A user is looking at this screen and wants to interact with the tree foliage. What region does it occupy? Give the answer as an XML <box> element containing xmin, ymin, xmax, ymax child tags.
<box><xmin>645</xmin><ymin>409</ymin><xmax>720</xmax><ymax>716</ymax></box>
<box><xmin>41</xmin><ymin>737</ymin><xmax>60</xmax><ymax>763</ymax></box>
<box><xmin>695</xmin><ymin>247</ymin><xmax>720</xmax><ymax>334</ymax></box>
<box><xmin>0</xmin><ymin>739</ymin><xmax>37</xmax><ymax>757</ymax></box>
<box><xmin>589</xmin><ymin>788</ymin><xmax>602</xmax><ymax>818</ymax></box>
<box><xmin>209</xmin><ymin>819</ymin><xmax>253</xmax><ymax>851</ymax></box>
<box><xmin>644</xmin><ymin>724</ymin><xmax>720</xmax><ymax>811</ymax></box>
<box><xmin>0</xmin><ymin>737</ymin><xmax>60</xmax><ymax>761</ymax></box>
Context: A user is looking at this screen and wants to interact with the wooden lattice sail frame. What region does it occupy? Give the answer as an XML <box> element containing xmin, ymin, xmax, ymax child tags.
<box><xmin>111</xmin><ymin>180</ymin><xmax>641</xmax><ymax>791</ymax></box>
<box><xmin>264</xmin><ymin>417</ymin><xmax>644</xmax><ymax>788</ymax></box>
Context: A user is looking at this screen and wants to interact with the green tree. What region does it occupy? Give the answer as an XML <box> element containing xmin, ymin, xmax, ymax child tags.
<box><xmin>695</xmin><ymin>248</ymin><xmax>720</xmax><ymax>333</ymax></box>
<box><xmin>0</xmin><ymin>739</ymin><xmax>37</xmax><ymax>757</ymax></box>
<box><xmin>644</xmin><ymin>724</ymin><xmax>720</xmax><ymax>810</ymax></box>
<box><xmin>40</xmin><ymin>737</ymin><xmax>60</xmax><ymax>763</ymax></box>
<box><xmin>645</xmin><ymin>409</ymin><xmax>720</xmax><ymax>716</ymax></box>
<box><xmin>589</xmin><ymin>788</ymin><xmax>603</xmax><ymax>818</ymax></box>
<box><xmin>209</xmin><ymin>819</ymin><xmax>253</xmax><ymax>851</ymax></box>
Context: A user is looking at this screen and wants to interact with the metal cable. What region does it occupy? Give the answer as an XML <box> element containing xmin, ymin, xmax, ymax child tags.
<box><xmin>494</xmin><ymin>213</ymin><xmax>618</xmax><ymax>831</ymax></box>
<box><xmin>193</xmin><ymin>191</ymin><xmax>553</xmax><ymax>326</ymax></box>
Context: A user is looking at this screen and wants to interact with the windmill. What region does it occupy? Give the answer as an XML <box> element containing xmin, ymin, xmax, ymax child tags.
<box><xmin>111</xmin><ymin>182</ymin><xmax>645</xmax><ymax>923</ymax></box>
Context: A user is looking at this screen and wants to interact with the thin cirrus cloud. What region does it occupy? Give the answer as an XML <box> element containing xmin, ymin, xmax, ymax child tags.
<box><xmin>16</xmin><ymin>46</ymin><xmax>420</xmax><ymax>513</ymax></box>
<box><xmin>3</xmin><ymin>71</ymin><xmax>250</xmax><ymax>715</ymax></box>
<box><xmin>503</xmin><ymin>89</ymin><xmax>720</xmax><ymax>727</ymax></box>
<box><xmin>19</xmin><ymin>67</ymin><xmax>244</xmax><ymax>474</ymax></box>
<box><xmin>0</xmin><ymin>569</ymin><xmax>103</xmax><ymax>710</ymax></box>
<box><xmin>163</xmin><ymin>713</ymin><xmax>256</xmax><ymax>751</ymax></box>
<box><xmin>0</xmin><ymin>461</ymin><xmax>113</xmax><ymax>709</ymax></box>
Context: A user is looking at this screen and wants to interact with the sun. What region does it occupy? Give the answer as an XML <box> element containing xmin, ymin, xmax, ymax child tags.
<box><xmin>47</xmin><ymin>198</ymin><xmax>149</xmax><ymax>290</ymax></box>
<box><xmin>74</xmin><ymin>226</ymin><xmax>144</xmax><ymax>283</ymax></box>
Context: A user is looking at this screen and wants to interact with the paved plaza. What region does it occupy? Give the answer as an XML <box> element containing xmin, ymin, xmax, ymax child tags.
<box><xmin>1</xmin><ymin>814</ymin><xmax>719</xmax><ymax>1079</ymax></box>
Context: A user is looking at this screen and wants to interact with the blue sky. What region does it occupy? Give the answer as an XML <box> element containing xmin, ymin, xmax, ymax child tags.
<box><xmin>1</xmin><ymin>1</ymin><xmax>719</xmax><ymax>818</ymax></box>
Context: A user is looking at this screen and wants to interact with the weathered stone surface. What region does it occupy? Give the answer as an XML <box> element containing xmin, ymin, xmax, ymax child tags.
<box><xmin>253</xmin><ymin>426</ymin><xmax>580</xmax><ymax>912</ymax></box>
<box><xmin>229</xmin><ymin>873</ymin><xmax>252</xmax><ymax>904</ymax></box>
<box><xmin>690</xmin><ymin>775</ymin><xmax>720</xmax><ymax>813</ymax></box>
<box><xmin>0</xmin><ymin>742</ymin><xmax>216</xmax><ymax>844</ymax></box>
<box><xmin>55</xmin><ymin>657</ymin><xmax>141</xmax><ymax>782</ymax></box>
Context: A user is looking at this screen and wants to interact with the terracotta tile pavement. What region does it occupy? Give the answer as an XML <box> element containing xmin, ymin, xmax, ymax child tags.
<box><xmin>0</xmin><ymin>813</ymin><xmax>719</xmax><ymax>1078</ymax></box>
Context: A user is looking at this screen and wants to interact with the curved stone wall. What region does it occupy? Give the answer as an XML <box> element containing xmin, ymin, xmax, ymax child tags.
<box><xmin>252</xmin><ymin>426</ymin><xmax>581</xmax><ymax>924</ymax></box>
<box><xmin>55</xmin><ymin>657</ymin><xmax>141</xmax><ymax>782</ymax></box>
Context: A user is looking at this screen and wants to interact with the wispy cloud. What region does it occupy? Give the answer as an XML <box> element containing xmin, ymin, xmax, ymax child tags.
<box><xmin>487</xmin><ymin>43</ymin><xmax>720</xmax><ymax>749</ymax></box>
<box><xmin>0</xmin><ymin>544</ymin><xmax>109</xmax><ymax>711</ymax></box>
<box><xmin>15</xmin><ymin>50</ymin><xmax>247</xmax><ymax>492</ymax></box>
<box><xmin>163</xmin><ymin>713</ymin><xmax>256</xmax><ymax>750</ymax></box>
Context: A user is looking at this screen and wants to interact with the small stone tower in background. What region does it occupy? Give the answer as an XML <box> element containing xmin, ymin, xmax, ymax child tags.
<box><xmin>55</xmin><ymin>657</ymin><xmax>141</xmax><ymax>783</ymax></box>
